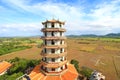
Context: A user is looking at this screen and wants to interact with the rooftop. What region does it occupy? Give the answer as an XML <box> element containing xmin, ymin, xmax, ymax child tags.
<box><xmin>42</xmin><ymin>19</ymin><xmax>65</xmax><ymax>25</ymax></box>
<box><xmin>28</xmin><ymin>63</ymin><xmax>78</xmax><ymax>80</ymax></box>
<box><xmin>0</xmin><ymin>61</ymin><xmax>12</xmax><ymax>74</ymax></box>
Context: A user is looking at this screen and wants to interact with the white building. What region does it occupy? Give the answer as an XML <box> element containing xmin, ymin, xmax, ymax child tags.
<box><xmin>90</xmin><ymin>71</ymin><xmax>105</xmax><ymax>80</ymax></box>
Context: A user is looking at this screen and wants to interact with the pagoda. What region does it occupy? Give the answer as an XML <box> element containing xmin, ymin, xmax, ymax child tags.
<box><xmin>28</xmin><ymin>19</ymin><xmax>78</xmax><ymax>80</ymax></box>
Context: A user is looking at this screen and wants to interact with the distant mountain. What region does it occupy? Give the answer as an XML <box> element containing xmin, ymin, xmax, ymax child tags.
<box><xmin>80</xmin><ymin>34</ymin><xmax>98</xmax><ymax>37</ymax></box>
<box><xmin>105</xmin><ymin>33</ymin><xmax>120</xmax><ymax>37</ymax></box>
<box><xmin>67</xmin><ymin>33</ymin><xmax>120</xmax><ymax>38</ymax></box>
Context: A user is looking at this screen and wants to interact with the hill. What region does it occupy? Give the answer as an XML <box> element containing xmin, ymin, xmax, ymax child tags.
<box><xmin>67</xmin><ymin>33</ymin><xmax>120</xmax><ymax>38</ymax></box>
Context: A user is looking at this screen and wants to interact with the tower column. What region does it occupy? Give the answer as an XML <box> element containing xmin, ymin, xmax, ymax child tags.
<box><xmin>41</xmin><ymin>19</ymin><xmax>67</xmax><ymax>74</ymax></box>
<box><xmin>28</xmin><ymin>19</ymin><xmax>78</xmax><ymax>80</ymax></box>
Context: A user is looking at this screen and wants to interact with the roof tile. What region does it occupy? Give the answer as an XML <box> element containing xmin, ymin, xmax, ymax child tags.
<box><xmin>0</xmin><ymin>61</ymin><xmax>12</xmax><ymax>74</ymax></box>
<box><xmin>29</xmin><ymin>64</ymin><xmax>78</xmax><ymax>80</ymax></box>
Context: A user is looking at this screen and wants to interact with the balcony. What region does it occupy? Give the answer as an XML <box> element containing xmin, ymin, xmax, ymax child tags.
<box><xmin>41</xmin><ymin>60</ymin><xmax>67</xmax><ymax>68</ymax></box>
<box><xmin>40</xmin><ymin>67</ymin><xmax>67</xmax><ymax>76</ymax></box>
<box><xmin>41</xmin><ymin>36</ymin><xmax>67</xmax><ymax>40</ymax></box>
<box><xmin>41</xmin><ymin>52</ymin><xmax>67</xmax><ymax>58</ymax></box>
<box><xmin>41</xmin><ymin>28</ymin><xmax>66</xmax><ymax>32</ymax></box>
<box><xmin>42</xmin><ymin>44</ymin><xmax>67</xmax><ymax>49</ymax></box>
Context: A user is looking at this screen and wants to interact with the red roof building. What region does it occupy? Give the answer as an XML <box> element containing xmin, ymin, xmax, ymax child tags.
<box><xmin>28</xmin><ymin>19</ymin><xmax>78</xmax><ymax>80</ymax></box>
<box><xmin>0</xmin><ymin>61</ymin><xmax>12</xmax><ymax>75</ymax></box>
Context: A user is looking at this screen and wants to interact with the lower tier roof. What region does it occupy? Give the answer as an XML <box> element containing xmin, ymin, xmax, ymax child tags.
<box><xmin>28</xmin><ymin>63</ymin><xmax>78</xmax><ymax>80</ymax></box>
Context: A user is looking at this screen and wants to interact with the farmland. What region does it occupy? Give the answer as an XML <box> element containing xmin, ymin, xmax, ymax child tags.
<box><xmin>0</xmin><ymin>37</ymin><xmax>120</xmax><ymax>80</ymax></box>
<box><xmin>0</xmin><ymin>38</ymin><xmax>42</xmax><ymax>55</ymax></box>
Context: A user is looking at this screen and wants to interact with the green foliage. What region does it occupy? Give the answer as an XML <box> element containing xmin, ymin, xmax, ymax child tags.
<box><xmin>0</xmin><ymin>37</ymin><xmax>43</xmax><ymax>55</ymax></box>
<box><xmin>0</xmin><ymin>42</ymin><xmax>32</xmax><ymax>55</ymax></box>
<box><xmin>70</xmin><ymin>59</ymin><xmax>93</xmax><ymax>78</ymax></box>
<box><xmin>70</xmin><ymin>59</ymin><xmax>79</xmax><ymax>65</ymax></box>
<box><xmin>80</xmin><ymin>66</ymin><xmax>93</xmax><ymax>78</ymax></box>
<box><xmin>0</xmin><ymin>57</ymin><xmax>40</xmax><ymax>80</ymax></box>
<box><xmin>0</xmin><ymin>72</ymin><xmax>23</xmax><ymax>80</ymax></box>
<box><xmin>70</xmin><ymin>59</ymin><xmax>81</xmax><ymax>73</ymax></box>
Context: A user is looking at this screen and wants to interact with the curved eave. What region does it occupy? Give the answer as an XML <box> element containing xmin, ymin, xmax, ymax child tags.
<box><xmin>41</xmin><ymin>28</ymin><xmax>66</xmax><ymax>32</ymax></box>
<box><xmin>41</xmin><ymin>60</ymin><xmax>67</xmax><ymax>68</ymax></box>
<box><xmin>41</xmin><ymin>52</ymin><xmax>67</xmax><ymax>58</ymax></box>
<box><xmin>41</xmin><ymin>36</ymin><xmax>67</xmax><ymax>40</ymax></box>
<box><xmin>42</xmin><ymin>20</ymin><xmax>65</xmax><ymax>25</ymax></box>
<box><xmin>42</xmin><ymin>44</ymin><xmax>67</xmax><ymax>49</ymax></box>
<box><xmin>28</xmin><ymin>64</ymin><xmax>78</xmax><ymax>80</ymax></box>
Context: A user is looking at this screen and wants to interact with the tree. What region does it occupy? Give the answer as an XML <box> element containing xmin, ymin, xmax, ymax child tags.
<box><xmin>70</xmin><ymin>59</ymin><xmax>80</xmax><ymax>73</ymax></box>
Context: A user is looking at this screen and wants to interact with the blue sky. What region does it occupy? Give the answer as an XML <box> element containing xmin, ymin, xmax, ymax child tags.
<box><xmin>0</xmin><ymin>0</ymin><xmax>120</xmax><ymax>37</ymax></box>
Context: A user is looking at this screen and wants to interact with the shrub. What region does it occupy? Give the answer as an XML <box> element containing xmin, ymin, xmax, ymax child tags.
<box><xmin>80</xmin><ymin>66</ymin><xmax>93</xmax><ymax>78</ymax></box>
<box><xmin>70</xmin><ymin>59</ymin><xmax>80</xmax><ymax>73</ymax></box>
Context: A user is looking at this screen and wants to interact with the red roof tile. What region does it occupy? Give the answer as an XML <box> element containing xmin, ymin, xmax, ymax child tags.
<box><xmin>0</xmin><ymin>61</ymin><xmax>12</xmax><ymax>74</ymax></box>
<box><xmin>29</xmin><ymin>64</ymin><xmax>78</xmax><ymax>80</ymax></box>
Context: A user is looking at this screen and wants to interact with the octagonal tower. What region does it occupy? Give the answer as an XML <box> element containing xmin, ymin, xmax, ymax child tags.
<box><xmin>41</xmin><ymin>19</ymin><xmax>67</xmax><ymax>75</ymax></box>
<box><xmin>28</xmin><ymin>19</ymin><xmax>78</xmax><ymax>80</ymax></box>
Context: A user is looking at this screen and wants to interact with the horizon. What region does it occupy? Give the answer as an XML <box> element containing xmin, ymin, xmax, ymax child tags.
<box><xmin>0</xmin><ymin>0</ymin><xmax>120</xmax><ymax>37</ymax></box>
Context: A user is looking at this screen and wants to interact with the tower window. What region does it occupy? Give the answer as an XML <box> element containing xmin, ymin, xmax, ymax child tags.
<box><xmin>44</xmin><ymin>48</ymin><xmax>47</xmax><ymax>53</ymax></box>
<box><xmin>51</xmin><ymin>32</ymin><xmax>54</xmax><ymax>36</ymax></box>
<box><xmin>51</xmin><ymin>58</ymin><xmax>55</xmax><ymax>62</ymax></box>
<box><xmin>61</xmin><ymin>58</ymin><xmax>63</xmax><ymax>61</ymax></box>
<box><xmin>51</xmin><ymin>40</ymin><xmax>55</xmax><ymax>45</ymax></box>
<box><xmin>51</xmin><ymin>49</ymin><xmax>55</xmax><ymax>53</ymax></box>
<box><xmin>60</xmin><ymin>48</ymin><xmax>62</xmax><ymax>53</ymax></box>
<box><xmin>60</xmin><ymin>40</ymin><xmax>62</xmax><ymax>44</ymax></box>
<box><xmin>51</xmin><ymin>23</ymin><xmax>54</xmax><ymax>28</ymax></box>
<box><xmin>65</xmin><ymin>65</ymin><xmax>67</xmax><ymax>68</ymax></box>
<box><xmin>45</xmin><ymin>40</ymin><xmax>47</xmax><ymax>45</ymax></box>
<box><xmin>52</xmin><ymin>68</ymin><xmax>55</xmax><ymax>71</ymax></box>
<box><xmin>45</xmin><ymin>32</ymin><xmax>47</xmax><ymax>37</ymax></box>
<box><xmin>60</xmin><ymin>32</ymin><xmax>62</xmax><ymax>36</ymax></box>
<box><xmin>59</xmin><ymin>24</ymin><xmax>61</xmax><ymax>27</ymax></box>
<box><xmin>45</xmin><ymin>24</ymin><xmax>47</xmax><ymax>28</ymax></box>
<box><xmin>61</xmin><ymin>67</ymin><xmax>63</xmax><ymax>70</ymax></box>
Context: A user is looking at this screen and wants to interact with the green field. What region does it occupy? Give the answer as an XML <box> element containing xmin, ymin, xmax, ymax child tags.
<box><xmin>0</xmin><ymin>38</ymin><xmax>43</xmax><ymax>55</ymax></box>
<box><xmin>0</xmin><ymin>37</ymin><xmax>120</xmax><ymax>80</ymax></box>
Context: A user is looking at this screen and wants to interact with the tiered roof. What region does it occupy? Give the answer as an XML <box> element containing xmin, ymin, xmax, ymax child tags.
<box><xmin>42</xmin><ymin>19</ymin><xmax>65</xmax><ymax>25</ymax></box>
<box><xmin>29</xmin><ymin>64</ymin><xmax>78</xmax><ymax>80</ymax></box>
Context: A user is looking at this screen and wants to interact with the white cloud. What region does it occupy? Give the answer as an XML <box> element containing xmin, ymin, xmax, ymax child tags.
<box><xmin>0</xmin><ymin>0</ymin><xmax>120</xmax><ymax>36</ymax></box>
